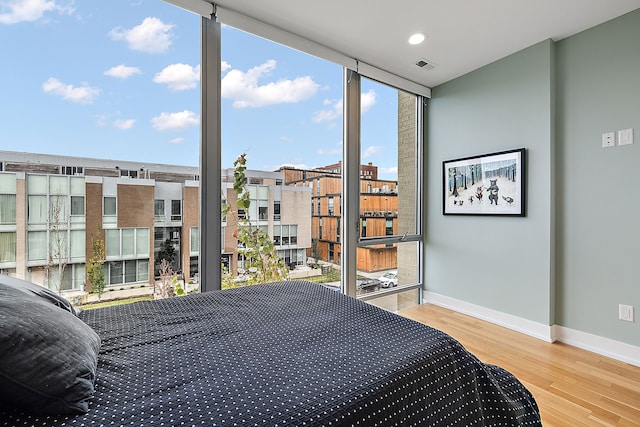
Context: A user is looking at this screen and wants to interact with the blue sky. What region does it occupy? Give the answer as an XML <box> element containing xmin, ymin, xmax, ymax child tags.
<box><xmin>0</xmin><ymin>0</ymin><xmax>399</xmax><ymax>179</ymax></box>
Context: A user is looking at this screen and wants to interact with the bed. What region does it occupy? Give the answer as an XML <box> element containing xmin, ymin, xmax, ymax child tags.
<box><xmin>0</xmin><ymin>276</ymin><xmax>541</xmax><ymax>426</ymax></box>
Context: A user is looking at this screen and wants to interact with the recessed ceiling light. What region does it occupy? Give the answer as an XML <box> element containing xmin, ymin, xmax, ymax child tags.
<box><xmin>408</xmin><ymin>33</ymin><xmax>425</xmax><ymax>45</ymax></box>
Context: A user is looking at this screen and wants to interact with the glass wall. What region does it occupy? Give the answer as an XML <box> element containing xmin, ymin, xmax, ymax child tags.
<box><xmin>0</xmin><ymin>2</ymin><xmax>200</xmax><ymax>301</ymax></box>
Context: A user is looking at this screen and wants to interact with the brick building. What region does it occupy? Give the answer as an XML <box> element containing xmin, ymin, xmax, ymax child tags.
<box><xmin>0</xmin><ymin>151</ymin><xmax>311</xmax><ymax>297</ymax></box>
<box><xmin>278</xmin><ymin>163</ymin><xmax>398</xmax><ymax>272</ymax></box>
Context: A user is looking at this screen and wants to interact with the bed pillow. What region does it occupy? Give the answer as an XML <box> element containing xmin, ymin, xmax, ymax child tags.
<box><xmin>0</xmin><ymin>277</ymin><xmax>101</xmax><ymax>415</ymax></box>
<box><xmin>0</xmin><ymin>274</ymin><xmax>78</xmax><ymax>316</ymax></box>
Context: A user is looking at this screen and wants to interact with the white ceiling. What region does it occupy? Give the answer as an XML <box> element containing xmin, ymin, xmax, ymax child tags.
<box><xmin>212</xmin><ymin>0</ymin><xmax>640</xmax><ymax>89</ymax></box>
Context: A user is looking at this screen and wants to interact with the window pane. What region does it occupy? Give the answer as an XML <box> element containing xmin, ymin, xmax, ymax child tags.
<box><xmin>222</xmin><ymin>26</ymin><xmax>338</xmax><ymax>286</ymax></box>
<box><xmin>0</xmin><ymin>195</ymin><xmax>16</xmax><ymax>224</ymax></box>
<box><xmin>70</xmin><ymin>177</ymin><xmax>85</xmax><ymax>195</ymax></box>
<box><xmin>124</xmin><ymin>260</ymin><xmax>137</xmax><ymax>283</ymax></box>
<box><xmin>0</xmin><ymin>174</ymin><xmax>16</xmax><ymax>193</ymax></box>
<box><xmin>27</xmin><ymin>195</ymin><xmax>47</xmax><ymax>224</ymax></box>
<box><xmin>49</xmin><ymin>230</ymin><xmax>68</xmax><ymax>260</ymax></box>
<box><xmin>171</xmin><ymin>200</ymin><xmax>181</xmax><ymax>221</ymax></box>
<box><xmin>70</xmin><ymin>230</ymin><xmax>85</xmax><ymax>259</ymax></box>
<box><xmin>0</xmin><ymin>232</ymin><xmax>16</xmax><ymax>263</ymax></box>
<box><xmin>154</xmin><ymin>199</ymin><xmax>165</xmax><ymax>218</ymax></box>
<box><xmin>49</xmin><ymin>195</ymin><xmax>67</xmax><ymax>222</ymax></box>
<box><xmin>137</xmin><ymin>259</ymin><xmax>149</xmax><ymax>282</ymax></box>
<box><xmin>190</xmin><ymin>227</ymin><xmax>199</xmax><ymax>253</ymax></box>
<box><xmin>106</xmin><ymin>229</ymin><xmax>120</xmax><ymax>258</ymax></box>
<box><xmin>28</xmin><ymin>231</ymin><xmax>47</xmax><ymax>261</ymax></box>
<box><xmin>104</xmin><ymin>197</ymin><xmax>116</xmax><ymax>216</ymax></box>
<box><xmin>74</xmin><ymin>264</ymin><xmax>86</xmax><ymax>290</ymax></box>
<box><xmin>27</xmin><ymin>175</ymin><xmax>47</xmax><ymax>194</ymax></box>
<box><xmin>136</xmin><ymin>228</ymin><xmax>149</xmax><ymax>257</ymax></box>
<box><xmin>71</xmin><ymin>195</ymin><xmax>85</xmax><ymax>216</ymax></box>
<box><xmin>122</xmin><ymin>229</ymin><xmax>135</xmax><ymax>257</ymax></box>
<box><xmin>109</xmin><ymin>261</ymin><xmax>123</xmax><ymax>285</ymax></box>
<box><xmin>49</xmin><ymin>175</ymin><xmax>68</xmax><ymax>194</ymax></box>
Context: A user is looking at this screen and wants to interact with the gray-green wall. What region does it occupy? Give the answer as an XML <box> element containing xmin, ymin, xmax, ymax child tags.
<box><xmin>426</xmin><ymin>9</ymin><xmax>640</xmax><ymax>347</ymax></box>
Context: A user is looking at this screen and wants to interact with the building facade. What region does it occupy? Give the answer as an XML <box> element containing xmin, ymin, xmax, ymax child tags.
<box><xmin>278</xmin><ymin>163</ymin><xmax>398</xmax><ymax>272</ymax></box>
<box><xmin>0</xmin><ymin>151</ymin><xmax>311</xmax><ymax>297</ymax></box>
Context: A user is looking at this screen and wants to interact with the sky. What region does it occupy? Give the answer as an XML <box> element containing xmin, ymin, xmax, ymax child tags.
<box><xmin>0</xmin><ymin>0</ymin><xmax>400</xmax><ymax>180</ymax></box>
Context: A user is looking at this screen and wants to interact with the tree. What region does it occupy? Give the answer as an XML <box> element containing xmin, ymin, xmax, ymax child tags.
<box><xmin>222</xmin><ymin>153</ymin><xmax>289</xmax><ymax>288</ymax></box>
<box><xmin>47</xmin><ymin>191</ymin><xmax>68</xmax><ymax>294</ymax></box>
<box><xmin>86</xmin><ymin>230</ymin><xmax>106</xmax><ymax>300</ymax></box>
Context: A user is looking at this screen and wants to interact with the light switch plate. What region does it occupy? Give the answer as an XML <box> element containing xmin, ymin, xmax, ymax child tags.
<box><xmin>602</xmin><ymin>132</ymin><xmax>615</xmax><ymax>148</ymax></box>
<box><xmin>618</xmin><ymin>128</ymin><xmax>634</xmax><ymax>146</ymax></box>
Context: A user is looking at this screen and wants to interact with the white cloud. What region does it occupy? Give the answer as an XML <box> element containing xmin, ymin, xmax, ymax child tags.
<box><xmin>42</xmin><ymin>77</ymin><xmax>100</xmax><ymax>104</ymax></box>
<box><xmin>362</xmin><ymin>145</ymin><xmax>383</xmax><ymax>158</ymax></box>
<box><xmin>0</xmin><ymin>0</ymin><xmax>72</xmax><ymax>25</ymax></box>
<box><xmin>312</xmin><ymin>89</ymin><xmax>376</xmax><ymax>124</ymax></box>
<box><xmin>169</xmin><ymin>137</ymin><xmax>185</xmax><ymax>144</ymax></box>
<box><xmin>313</xmin><ymin>99</ymin><xmax>342</xmax><ymax>123</ymax></box>
<box><xmin>151</xmin><ymin>110</ymin><xmax>199</xmax><ymax>131</ymax></box>
<box><xmin>379</xmin><ymin>166</ymin><xmax>398</xmax><ymax>175</ymax></box>
<box><xmin>109</xmin><ymin>17</ymin><xmax>173</xmax><ymax>54</ymax></box>
<box><xmin>113</xmin><ymin>118</ymin><xmax>135</xmax><ymax>130</ymax></box>
<box><xmin>153</xmin><ymin>63</ymin><xmax>200</xmax><ymax>91</ymax></box>
<box><xmin>317</xmin><ymin>147</ymin><xmax>341</xmax><ymax>156</ymax></box>
<box><xmin>222</xmin><ymin>59</ymin><xmax>319</xmax><ymax>108</ymax></box>
<box><xmin>104</xmin><ymin>64</ymin><xmax>142</xmax><ymax>79</ymax></box>
<box><xmin>221</xmin><ymin>61</ymin><xmax>231</xmax><ymax>73</ymax></box>
<box><xmin>361</xmin><ymin>89</ymin><xmax>376</xmax><ymax>113</ymax></box>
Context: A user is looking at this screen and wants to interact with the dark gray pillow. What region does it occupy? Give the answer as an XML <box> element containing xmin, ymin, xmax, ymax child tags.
<box><xmin>0</xmin><ymin>278</ymin><xmax>101</xmax><ymax>415</ymax></box>
<box><xmin>0</xmin><ymin>274</ymin><xmax>77</xmax><ymax>315</ymax></box>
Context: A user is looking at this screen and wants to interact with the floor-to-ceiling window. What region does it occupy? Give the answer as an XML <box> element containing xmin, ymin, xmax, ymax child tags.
<box><xmin>1</xmin><ymin>1</ymin><xmax>200</xmax><ymax>301</ymax></box>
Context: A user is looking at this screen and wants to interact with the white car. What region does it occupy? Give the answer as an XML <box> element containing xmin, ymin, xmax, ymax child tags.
<box><xmin>378</xmin><ymin>270</ymin><xmax>398</xmax><ymax>288</ymax></box>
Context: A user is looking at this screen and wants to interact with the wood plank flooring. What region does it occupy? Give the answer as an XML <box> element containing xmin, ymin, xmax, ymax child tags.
<box><xmin>399</xmin><ymin>304</ymin><xmax>640</xmax><ymax>426</ymax></box>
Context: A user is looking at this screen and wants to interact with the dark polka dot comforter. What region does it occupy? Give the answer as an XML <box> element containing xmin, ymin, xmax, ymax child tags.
<box><xmin>1</xmin><ymin>280</ymin><xmax>541</xmax><ymax>426</ymax></box>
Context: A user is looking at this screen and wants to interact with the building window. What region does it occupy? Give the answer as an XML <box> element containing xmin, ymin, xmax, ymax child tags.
<box><xmin>70</xmin><ymin>195</ymin><xmax>85</xmax><ymax>216</ymax></box>
<box><xmin>328</xmin><ymin>242</ymin><xmax>334</xmax><ymax>260</ymax></box>
<box><xmin>386</xmin><ymin>219</ymin><xmax>393</xmax><ymax>236</ymax></box>
<box><xmin>171</xmin><ymin>199</ymin><xmax>182</xmax><ymax>221</ymax></box>
<box><xmin>273</xmin><ymin>225</ymin><xmax>297</xmax><ymax>247</ymax></box>
<box><xmin>154</xmin><ymin>199</ymin><xmax>165</xmax><ymax>220</ymax></box>
<box><xmin>336</xmin><ymin>218</ymin><xmax>340</xmax><ymax>242</ymax></box>
<box><xmin>60</xmin><ymin>166</ymin><xmax>83</xmax><ymax>176</ymax></box>
<box><xmin>49</xmin><ymin>263</ymin><xmax>85</xmax><ymax>291</ymax></box>
<box><xmin>361</xmin><ymin>218</ymin><xmax>367</xmax><ymax>238</ymax></box>
<box><xmin>0</xmin><ymin>194</ymin><xmax>16</xmax><ymax>225</ymax></box>
<box><xmin>274</xmin><ymin>201</ymin><xmax>281</xmax><ymax>221</ymax></box>
<box><xmin>120</xmin><ymin>169</ymin><xmax>138</xmax><ymax>178</ymax></box>
<box><xmin>27</xmin><ymin>231</ymin><xmax>47</xmax><ymax>262</ymax></box>
<box><xmin>103</xmin><ymin>196</ymin><xmax>117</xmax><ymax>224</ymax></box>
<box><xmin>107</xmin><ymin>259</ymin><xmax>149</xmax><ymax>285</ymax></box>
<box><xmin>328</xmin><ymin>196</ymin><xmax>334</xmax><ymax>216</ymax></box>
<box><xmin>319</xmin><ymin>218</ymin><xmax>323</xmax><ymax>240</ymax></box>
<box><xmin>106</xmin><ymin>228</ymin><xmax>150</xmax><ymax>259</ymax></box>
<box><xmin>0</xmin><ymin>232</ymin><xmax>16</xmax><ymax>264</ymax></box>
<box><xmin>190</xmin><ymin>227</ymin><xmax>199</xmax><ymax>255</ymax></box>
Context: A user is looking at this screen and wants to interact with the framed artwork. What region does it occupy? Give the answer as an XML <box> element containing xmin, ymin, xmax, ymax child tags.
<box><xmin>443</xmin><ymin>148</ymin><xmax>525</xmax><ymax>216</ymax></box>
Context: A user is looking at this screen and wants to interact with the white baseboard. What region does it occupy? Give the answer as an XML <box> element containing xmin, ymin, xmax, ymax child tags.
<box><xmin>423</xmin><ymin>292</ymin><xmax>640</xmax><ymax>367</ymax></box>
<box><xmin>553</xmin><ymin>326</ymin><xmax>640</xmax><ymax>367</ymax></box>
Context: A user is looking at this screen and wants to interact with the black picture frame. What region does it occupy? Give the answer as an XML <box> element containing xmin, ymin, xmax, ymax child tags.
<box><xmin>443</xmin><ymin>148</ymin><xmax>526</xmax><ymax>216</ymax></box>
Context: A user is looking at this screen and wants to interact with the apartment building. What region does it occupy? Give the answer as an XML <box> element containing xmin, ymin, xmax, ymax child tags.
<box><xmin>0</xmin><ymin>151</ymin><xmax>311</xmax><ymax>296</ymax></box>
<box><xmin>278</xmin><ymin>163</ymin><xmax>398</xmax><ymax>272</ymax></box>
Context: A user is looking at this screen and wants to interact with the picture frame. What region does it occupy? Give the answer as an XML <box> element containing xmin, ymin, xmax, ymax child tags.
<box><xmin>443</xmin><ymin>148</ymin><xmax>526</xmax><ymax>216</ymax></box>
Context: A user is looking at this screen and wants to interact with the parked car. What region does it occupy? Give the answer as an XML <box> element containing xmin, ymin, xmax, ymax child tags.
<box><xmin>356</xmin><ymin>278</ymin><xmax>382</xmax><ymax>293</ymax></box>
<box><xmin>378</xmin><ymin>270</ymin><xmax>398</xmax><ymax>288</ymax></box>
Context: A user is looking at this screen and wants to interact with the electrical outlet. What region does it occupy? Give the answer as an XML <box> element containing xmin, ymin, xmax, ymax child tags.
<box><xmin>618</xmin><ymin>128</ymin><xmax>634</xmax><ymax>146</ymax></box>
<box><xmin>619</xmin><ymin>304</ymin><xmax>634</xmax><ymax>322</ymax></box>
<box><xmin>602</xmin><ymin>132</ymin><xmax>615</xmax><ymax>148</ymax></box>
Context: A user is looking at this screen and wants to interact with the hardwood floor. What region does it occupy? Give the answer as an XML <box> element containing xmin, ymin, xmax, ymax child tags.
<box><xmin>399</xmin><ymin>304</ymin><xmax>640</xmax><ymax>426</ymax></box>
